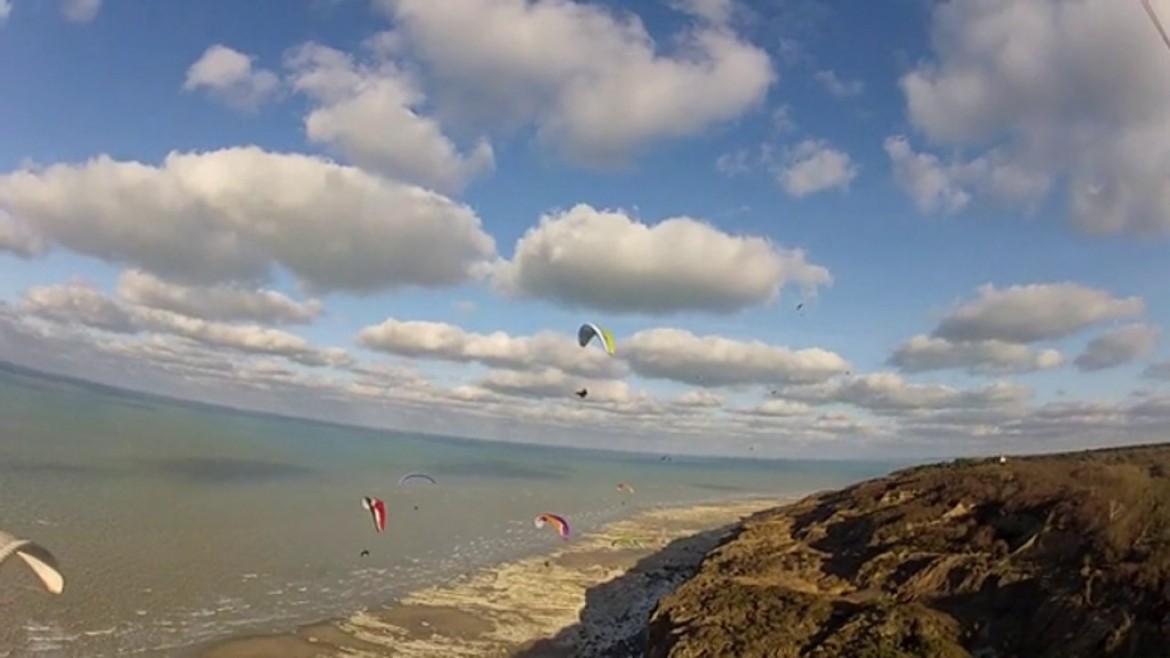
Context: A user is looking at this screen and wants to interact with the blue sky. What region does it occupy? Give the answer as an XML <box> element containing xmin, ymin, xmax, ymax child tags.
<box><xmin>2</xmin><ymin>0</ymin><xmax>1169</xmax><ymax>459</ymax></box>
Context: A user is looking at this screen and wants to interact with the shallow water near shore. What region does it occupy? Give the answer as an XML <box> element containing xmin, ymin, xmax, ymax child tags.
<box><xmin>0</xmin><ymin>365</ymin><xmax>901</xmax><ymax>657</ymax></box>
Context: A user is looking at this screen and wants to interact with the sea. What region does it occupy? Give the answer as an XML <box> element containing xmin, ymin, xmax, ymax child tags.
<box><xmin>0</xmin><ymin>362</ymin><xmax>907</xmax><ymax>657</ymax></box>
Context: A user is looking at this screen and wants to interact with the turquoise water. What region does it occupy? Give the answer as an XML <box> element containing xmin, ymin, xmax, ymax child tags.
<box><xmin>0</xmin><ymin>364</ymin><xmax>905</xmax><ymax>657</ymax></box>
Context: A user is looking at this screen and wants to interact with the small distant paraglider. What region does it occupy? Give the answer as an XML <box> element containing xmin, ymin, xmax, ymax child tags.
<box><xmin>361</xmin><ymin>496</ymin><xmax>387</xmax><ymax>533</ymax></box>
<box><xmin>795</xmin><ymin>303</ymin><xmax>804</xmax><ymax>311</ymax></box>
<box><xmin>578</xmin><ymin>323</ymin><xmax>617</xmax><ymax>356</ymax></box>
<box><xmin>575</xmin><ymin>388</ymin><xmax>588</xmax><ymax>399</ymax></box>
<box><xmin>0</xmin><ymin>531</ymin><xmax>64</xmax><ymax>595</ymax></box>
<box><xmin>398</xmin><ymin>472</ymin><xmax>437</xmax><ymax>485</ymax></box>
<box><xmin>534</xmin><ymin>513</ymin><xmax>571</xmax><ymax>540</ymax></box>
<box><xmin>360</xmin><ymin>549</ymin><xmax>370</xmax><ymax>557</ymax></box>
<box><xmin>616</xmin><ymin>482</ymin><xmax>635</xmax><ymax>494</ymax></box>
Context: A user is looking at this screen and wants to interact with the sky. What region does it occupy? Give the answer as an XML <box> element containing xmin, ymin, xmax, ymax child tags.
<box><xmin>1</xmin><ymin>0</ymin><xmax>1170</xmax><ymax>460</ymax></box>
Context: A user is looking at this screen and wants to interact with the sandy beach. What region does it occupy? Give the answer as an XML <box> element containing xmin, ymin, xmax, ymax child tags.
<box><xmin>192</xmin><ymin>497</ymin><xmax>784</xmax><ymax>658</ymax></box>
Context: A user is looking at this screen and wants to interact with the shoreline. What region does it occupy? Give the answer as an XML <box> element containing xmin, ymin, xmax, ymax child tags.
<box><xmin>190</xmin><ymin>495</ymin><xmax>792</xmax><ymax>658</ymax></box>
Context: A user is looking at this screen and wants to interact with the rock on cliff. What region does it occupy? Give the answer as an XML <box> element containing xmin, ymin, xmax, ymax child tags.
<box><xmin>646</xmin><ymin>444</ymin><xmax>1170</xmax><ymax>658</ymax></box>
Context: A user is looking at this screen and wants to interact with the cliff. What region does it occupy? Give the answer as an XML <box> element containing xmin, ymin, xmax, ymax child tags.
<box><xmin>645</xmin><ymin>444</ymin><xmax>1170</xmax><ymax>658</ymax></box>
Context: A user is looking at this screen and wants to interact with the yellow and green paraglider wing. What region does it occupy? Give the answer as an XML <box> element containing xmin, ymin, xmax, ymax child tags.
<box><xmin>577</xmin><ymin>322</ymin><xmax>617</xmax><ymax>355</ymax></box>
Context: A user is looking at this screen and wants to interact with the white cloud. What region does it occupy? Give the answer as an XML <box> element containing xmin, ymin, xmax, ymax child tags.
<box><xmin>23</xmin><ymin>282</ymin><xmax>137</xmax><ymax>333</ymax></box>
<box><xmin>61</xmin><ymin>0</ymin><xmax>100</xmax><ymax>23</ymax></box>
<box><xmin>772</xmin><ymin>139</ymin><xmax>858</xmax><ymax>198</ymax></box>
<box><xmin>19</xmin><ymin>282</ymin><xmax>349</xmax><ymax>368</ymax></box>
<box><xmin>9</xmin><ymin>293</ymin><xmax>1170</xmax><ymax>455</ymax></box>
<box><xmin>116</xmin><ymin>270</ymin><xmax>322</xmax><ymax>325</ymax></box>
<box><xmin>474</xmin><ymin>367</ymin><xmax>633</xmax><ymax>402</ymax></box>
<box><xmin>0</xmin><ymin>0</ymin><xmax>13</xmax><ymax>25</ymax></box>
<box><xmin>770</xmin><ymin>104</ymin><xmax>797</xmax><ymax>133</ymax></box>
<box><xmin>715</xmin><ymin>149</ymin><xmax>753</xmax><ymax>176</ymax></box>
<box><xmin>1074</xmin><ymin>323</ymin><xmax>1161</xmax><ymax>371</ymax></box>
<box><xmin>779</xmin><ymin>373</ymin><xmax>1031</xmax><ymax>416</ymax></box>
<box><xmin>674</xmin><ymin>389</ymin><xmax>724</xmax><ymax>408</ymax></box>
<box><xmin>933</xmin><ymin>283</ymin><xmax>1144</xmax><ymax>344</ymax></box>
<box><xmin>896</xmin><ymin>0</ymin><xmax>1170</xmax><ymax>235</ymax></box>
<box><xmin>374</xmin><ymin>0</ymin><xmax>774</xmax><ymax>166</ymax></box>
<box><xmin>813</xmin><ymin>69</ymin><xmax>863</xmax><ymax>98</ymax></box>
<box><xmin>356</xmin><ymin>317</ymin><xmax>626</xmax><ymax>378</ymax></box>
<box><xmin>0</xmin><ymin>209</ymin><xmax>46</xmax><ymax>258</ymax></box>
<box><xmin>883</xmin><ymin>135</ymin><xmax>1051</xmax><ymax>216</ymax></box>
<box><xmin>492</xmin><ymin>203</ymin><xmax>831</xmax><ymax>315</ymax></box>
<box><xmin>736</xmin><ymin>398</ymin><xmax>812</xmax><ymax>417</ymax></box>
<box><xmin>283</xmin><ymin>42</ymin><xmax>494</xmax><ymax>193</ymax></box>
<box><xmin>889</xmin><ymin>334</ymin><xmax>1064</xmax><ymax>376</ymax></box>
<box><xmin>183</xmin><ymin>45</ymin><xmax>281</xmax><ymax>112</ymax></box>
<box><xmin>621</xmin><ymin>328</ymin><xmax>849</xmax><ymax>387</ymax></box>
<box><xmin>0</xmin><ymin>146</ymin><xmax>497</xmax><ymax>293</ymax></box>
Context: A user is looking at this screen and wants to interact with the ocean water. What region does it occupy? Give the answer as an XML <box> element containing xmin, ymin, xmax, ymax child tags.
<box><xmin>0</xmin><ymin>364</ymin><xmax>903</xmax><ymax>657</ymax></box>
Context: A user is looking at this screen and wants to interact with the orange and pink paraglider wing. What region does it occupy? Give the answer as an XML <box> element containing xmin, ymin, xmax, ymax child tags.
<box><xmin>534</xmin><ymin>513</ymin><xmax>570</xmax><ymax>539</ymax></box>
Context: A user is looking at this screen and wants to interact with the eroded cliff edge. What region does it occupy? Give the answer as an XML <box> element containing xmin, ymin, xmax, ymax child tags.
<box><xmin>646</xmin><ymin>444</ymin><xmax>1170</xmax><ymax>658</ymax></box>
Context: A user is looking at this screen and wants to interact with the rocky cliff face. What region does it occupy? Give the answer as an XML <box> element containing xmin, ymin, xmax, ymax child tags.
<box><xmin>646</xmin><ymin>444</ymin><xmax>1170</xmax><ymax>658</ymax></box>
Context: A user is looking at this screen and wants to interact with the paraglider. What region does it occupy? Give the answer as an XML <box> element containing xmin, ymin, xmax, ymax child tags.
<box><xmin>360</xmin><ymin>549</ymin><xmax>370</xmax><ymax>557</ymax></box>
<box><xmin>398</xmin><ymin>472</ymin><xmax>437</xmax><ymax>485</ymax></box>
<box><xmin>1143</xmin><ymin>0</ymin><xmax>1170</xmax><ymax>53</ymax></box>
<box><xmin>575</xmin><ymin>388</ymin><xmax>588</xmax><ymax>399</ymax></box>
<box><xmin>0</xmin><ymin>530</ymin><xmax>64</xmax><ymax>594</ymax></box>
<box><xmin>577</xmin><ymin>323</ymin><xmax>617</xmax><ymax>356</ymax></box>
<box><xmin>795</xmin><ymin>303</ymin><xmax>804</xmax><ymax>311</ymax></box>
<box><xmin>361</xmin><ymin>496</ymin><xmax>387</xmax><ymax>533</ymax></box>
<box><xmin>534</xmin><ymin>513</ymin><xmax>570</xmax><ymax>540</ymax></box>
<box><xmin>616</xmin><ymin>482</ymin><xmax>635</xmax><ymax>494</ymax></box>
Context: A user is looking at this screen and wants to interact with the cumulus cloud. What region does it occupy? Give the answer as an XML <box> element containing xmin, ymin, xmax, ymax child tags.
<box><xmin>61</xmin><ymin>0</ymin><xmax>100</xmax><ymax>23</ymax></box>
<box><xmin>813</xmin><ymin>69</ymin><xmax>863</xmax><ymax>98</ymax></box>
<box><xmin>356</xmin><ymin>317</ymin><xmax>626</xmax><ymax>378</ymax></box>
<box><xmin>374</xmin><ymin>0</ymin><xmax>774</xmax><ymax>166</ymax></box>
<box><xmin>1074</xmin><ymin>323</ymin><xmax>1161</xmax><ymax>371</ymax></box>
<box><xmin>0</xmin><ymin>1</ymin><xmax>11</xmax><ymax>25</ymax></box>
<box><xmin>736</xmin><ymin>398</ymin><xmax>812</xmax><ymax>417</ymax></box>
<box><xmin>895</xmin><ymin>0</ymin><xmax>1170</xmax><ymax>235</ymax></box>
<box><xmin>116</xmin><ymin>270</ymin><xmax>322</xmax><ymax>325</ymax></box>
<box><xmin>183</xmin><ymin>45</ymin><xmax>281</xmax><ymax>112</ymax></box>
<box><xmin>474</xmin><ymin>367</ymin><xmax>633</xmax><ymax>402</ymax></box>
<box><xmin>621</xmin><ymin>328</ymin><xmax>849</xmax><ymax>387</ymax></box>
<box><xmin>9</xmin><ymin>291</ymin><xmax>1170</xmax><ymax>454</ymax></box>
<box><xmin>771</xmin><ymin>139</ymin><xmax>858</xmax><ymax>198</ymax></box>
<box><xmin>883</xmin><ymin>135</ymin><xmax>1051</xmax><ymax>216</ymax></box>
<box><xmin>715</xmin><ymin>149</ymin><xmax>753</xmax><ymax>176</ymax></box>
<box><xmin>19</xmin><ymin>281</ymin><xmax>349</xmax><ymax>367</ymax></box>
<box><xmin>779</xmin><ymin>373</ymin><xmax>1031</xmax><ymax>416</ymax></box>
<box><xmin>889</xmin><ymin>335</ymin><xmax>1064</xmax><ymax>376</ymax></box>
<box><xmin>0</xmin><ymin>146</ymin><xmax>497</xmax><ymax>293</ymax></box>
<box><xmin>492</xmin><ymin>204</ymin><xmax>831</xmax><ymax>315</ymax></box>
<box><xmin>283</xmin><ymin>41</ymin><xmax>494</xmax><ymax>193</ymax></box>
<box><xmin>933</xmin><ymin>283</ymin><xmax>1144</xmax><ymax>344</ymax></box>
<box><xmin>0</xmin><ymin>209</ymin><xmax>46</xmax><ymax>258</ymax></box>
<box><xmin>771</xmin><ymin>105</ymin><xmax>797</xmax><ymax>133</ymax></box>
<box><xmin>674</xmin><ymin>389</ymin><xmax>725</xmax><ymax>408</ymax></box>
<box><xmin>23</xmin><ymin>282</ymin><xmax>137</xmax><ymax>333</ymax></box>
<box><xmin>888</xmin><ymin>282</ymin><xmax>1145</xmax><ymax>377</ymax></box>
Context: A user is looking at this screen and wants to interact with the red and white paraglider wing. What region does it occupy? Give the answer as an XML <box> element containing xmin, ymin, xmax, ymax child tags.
<box><xmin>361</xmin><ymin>497</ymin><xmax>387</xmax><ymax>533</ymax></box>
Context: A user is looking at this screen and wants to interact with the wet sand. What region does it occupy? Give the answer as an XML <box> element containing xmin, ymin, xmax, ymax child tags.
<box><xmin>194</xmin><ymin>497</ymin><xmax>786</xmax><ymax>658</ymax></box>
